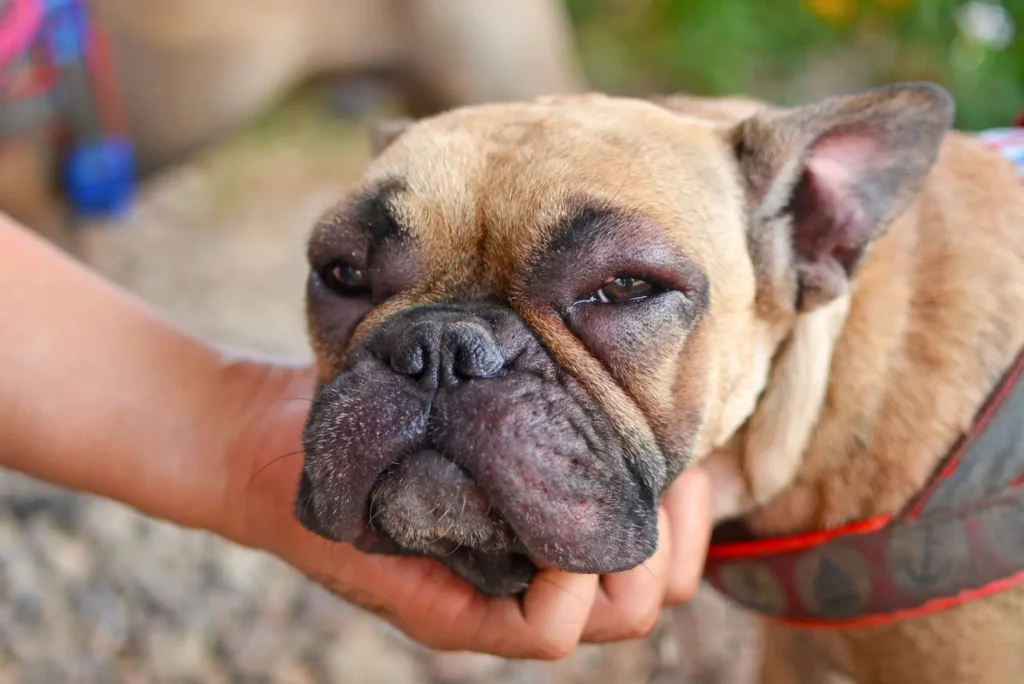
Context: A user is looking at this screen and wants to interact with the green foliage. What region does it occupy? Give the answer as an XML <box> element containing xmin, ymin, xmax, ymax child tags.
<box><xmin>565</xmin><ymin>0</ymin><xmax>1024</xmax><ymax>129</ymax></box>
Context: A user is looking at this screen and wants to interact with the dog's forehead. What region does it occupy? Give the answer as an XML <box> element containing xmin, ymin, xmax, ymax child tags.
<box><xmin>335</xmin><ymin>97</ymin><xmax>751</xmax><ymax>294</ymax></box>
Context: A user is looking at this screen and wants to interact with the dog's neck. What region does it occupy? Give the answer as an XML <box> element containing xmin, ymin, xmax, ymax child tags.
<box><xmin>710</xmin><ymin>133</ymin><xmax>1024</xmax><ymax>539</ymax></box>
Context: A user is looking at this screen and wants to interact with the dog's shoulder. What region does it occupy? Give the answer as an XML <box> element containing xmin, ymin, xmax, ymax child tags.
<box><xmin>918</xmin><ymin>128</ymin><xmax>1024</xmax><ymax>255</ymax></box>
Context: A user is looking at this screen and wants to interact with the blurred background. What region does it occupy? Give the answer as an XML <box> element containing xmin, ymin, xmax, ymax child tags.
<box><xmin>569</xmin><ymin>0</ymin><xmax>1023</xmax><ymax>131</ymax></box>
<box><xmin>0</xmin><ymin>1</ymin><xmax>1020</xmax><ymax>682</ymax></box>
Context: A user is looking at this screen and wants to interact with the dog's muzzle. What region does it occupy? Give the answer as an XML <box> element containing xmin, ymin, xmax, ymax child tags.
<box><xmin>296</xmin><ymin>302</ymin><xmax>660</xmax><ymax>596</ymax></box>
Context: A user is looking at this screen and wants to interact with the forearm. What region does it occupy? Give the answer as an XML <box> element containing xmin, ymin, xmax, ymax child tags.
<box><xmin>0</xmin><ymin>215</ymin><xmax>282</xmax><ymax>536</ymax></box>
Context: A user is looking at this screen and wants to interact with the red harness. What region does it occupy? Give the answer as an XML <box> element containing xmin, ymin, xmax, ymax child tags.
<box><xmin>703</xmin><ymin>124</ymin><xmax>1024</xmax><ymax>629</ymax></box>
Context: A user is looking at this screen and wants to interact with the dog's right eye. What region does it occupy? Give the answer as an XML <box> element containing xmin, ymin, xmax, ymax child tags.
<box><xmin>596</xmin><ymin>276</ymin><xmax>660</xmax><ymax>303</ymax></box>
<box><xmin>319</xmin><ymin>261</ymin><xmax>369</xmax><ymax>296</ymax></box>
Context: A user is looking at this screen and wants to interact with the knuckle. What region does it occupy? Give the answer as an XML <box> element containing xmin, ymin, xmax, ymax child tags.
<box><xmin>632</xmin><ymin>611</ymin><xmax>661</xmax><ymax>638</ymax></box>
<box><xmin>621</xmin><ymin>603</ymin><xmax>661</xmax><ymax>638</ymax></box>
<box><xmin>533</xmin><ymin>635</ymin><xmax>577</xmax><ymax>661</ymax></box>
<box><xmin>406</xmin><ymin>618</ymin><xmax>466</xmax><ymax>654</ymax></box>
<box><xmin>666</xmin><ymin>575</ymin><xmax>701</xmax><ymax>606</ymax></box>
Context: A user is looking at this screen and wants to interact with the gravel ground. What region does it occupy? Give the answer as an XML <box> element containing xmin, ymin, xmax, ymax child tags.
<box><xmin>0</xmin><ymin>94</ymin><xmax>760</xmax><ymax>683</ymax></box>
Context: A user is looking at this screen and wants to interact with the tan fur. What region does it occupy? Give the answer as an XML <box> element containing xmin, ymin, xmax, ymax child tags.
<box><xmin>705</xmin><ymin>294</ymin><xmax>850</xmax><ymax>519</ymax></box>
<box><xmin>310</xmin><ymin>88</ymin><xmax>1024</xmax><ymax>682</ymax></box>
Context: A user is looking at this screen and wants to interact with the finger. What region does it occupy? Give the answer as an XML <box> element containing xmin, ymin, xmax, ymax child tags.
<box><xmin>291</xmin><ymin>527</ymin><xmax>599</xmax><ymax>660</ymax></box>
<box><xmin>415</xmin><ymin>567</ymin><xmax>598</xmax><ymax>659</ymax></box>
<box><xmin>662</xmin><ymin>466</ymin><xmax>714</xmax><ymax>605</ymax></box>
<box><xmin>581</xmin><ymin>506</ymin><xmax>671</xmax><ymax>643</ymax></box>
<box><xmin>514</xmin><ymin>569</ymin><xmax>599</xmax><ymax>658</ymax></box>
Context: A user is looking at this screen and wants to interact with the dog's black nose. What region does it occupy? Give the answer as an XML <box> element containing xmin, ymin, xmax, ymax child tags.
<box><xmin>385</xmin><ymin>316</ymin><xmax>504</xmax><ymax>388</ymax></box>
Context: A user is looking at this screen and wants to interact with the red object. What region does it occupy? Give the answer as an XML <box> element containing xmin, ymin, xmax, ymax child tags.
<box><xmin>1014</xmin><ymin>109</ymin><xmax>1024</xmax><ymax>127</ymax></box>
<box><xmin>81</xmin><ymin>15</ymin><xmax>125</xmax><ymax>136</ymax></box>
<box><xmin>705</xmin><ymin>144</ymin><xmax>1024</xmax><ymax>628</ymax></box>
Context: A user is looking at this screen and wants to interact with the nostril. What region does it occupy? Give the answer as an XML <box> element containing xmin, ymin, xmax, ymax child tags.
<box><xmin>451</xmin><ymin>334</ymin><xmax>504</xmax><ymax>379</ymax></box>
<box><xmin>390</xmin><ymin>338</ymin><xmax>426</xmax><ymax>377</ymax></box>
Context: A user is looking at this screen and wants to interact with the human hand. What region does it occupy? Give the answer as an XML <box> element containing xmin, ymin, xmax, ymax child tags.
<box><xmin>223</xmin><ymin>363</ymin><xmax>714</xmax><ymax>659</ymax></box>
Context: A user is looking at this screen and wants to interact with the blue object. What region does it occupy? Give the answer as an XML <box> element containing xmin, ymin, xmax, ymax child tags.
<box><xmin>40</xmin><ymin>0</ymin><xmax>86</xmax><ymax>65</ymax></box>
<box><xmin>62</xmin><ymin>135</ymin><xmax>136</xmax><ymax>217</ymax></box>
<box><xmin>42</xmin><ymin>0</ymin><xmax>138</xmax><ymax>217</ymax></box>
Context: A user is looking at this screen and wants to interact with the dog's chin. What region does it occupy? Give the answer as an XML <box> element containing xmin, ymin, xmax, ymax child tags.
<box><xmin>353</xmin><ymin>525</ymin><xmax>538</xmax><ymax>597</ymax></box>
<box><xmin>349</xmin><ymin>447</ymin><xmax>541</xmax><ymax>597</ymax></box>
<box><xmin>438</xmin><ymin>548</ymin><xmax>539</xmax><ymax>597</ymax></box>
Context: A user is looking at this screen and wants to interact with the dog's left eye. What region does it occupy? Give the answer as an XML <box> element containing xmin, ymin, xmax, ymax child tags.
<box><xmin>319</xmin><ymin>261</ymin><xmax>369</xmax><ymax>296</ymax></box>
<box><xmin>593</xmin><ymin>277</ymin><xmax>661</xmax><ymax>303</ymax></box>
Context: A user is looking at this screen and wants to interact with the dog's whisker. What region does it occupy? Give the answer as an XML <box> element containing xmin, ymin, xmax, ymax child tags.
<box><xmin>424</xmin><ymin>501</ymin><xmax>442</xmax><ymax>521</ymax></box>
<box><xmin>367</xmin><ymin>504</ymin><xmax>385</xmax><ymax>528</ymax></box>
<box><xmin>297</xmin><ymin>485</ymin><xmax>322</xmax><ymax>536</ymax></box>
<box><xmin>442</xmin><ymin>540</ymin><xmax>464</xmax><ymax>557</ymax></box>
<box><xmin>531</xmin><ymin>573</ymin><xmax>591</xmax><ymax>604</ymax></box>
<box><xmin>427</xmin><ymin>504</ymin><xmax>455</xmax><ymax>544</ymax></box>
<box><xmin>638</xmin><ymin>559</ymin><xmax>661</xmax><ymax>585</ymax></box>
<box><xmin>248</xmin><ymin>449</ymin><xmax>306</xmax><ymax>487</ymax></box>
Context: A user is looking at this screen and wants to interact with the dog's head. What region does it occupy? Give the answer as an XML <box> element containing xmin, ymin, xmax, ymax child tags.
<box><xmin>295</xmin><ymin>84</ymin><xmax>954</xmax><ymax>596</ymax></box>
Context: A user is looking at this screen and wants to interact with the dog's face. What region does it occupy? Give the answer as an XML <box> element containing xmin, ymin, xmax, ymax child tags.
<box><xmin>296</xmin><ymin>85</ymin><xmax>953</xmax><ymax>595</ymax></box>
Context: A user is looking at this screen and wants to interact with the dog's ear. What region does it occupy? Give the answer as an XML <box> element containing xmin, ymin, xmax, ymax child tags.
<box><xmin>370</xmin><ymin>118</ymin><xmax>413</xmax><ymax>157</ymax></box>
<box><xmin>733</xmin><ymin>83</ymin><xmax>955</xmax><ymax>311</ymax></box>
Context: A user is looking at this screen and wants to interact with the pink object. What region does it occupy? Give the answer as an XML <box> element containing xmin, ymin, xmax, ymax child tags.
<box><xmin>0</xmin><ymin>0</ymin><xmax>43</xmax><ymax>69</ymax></box>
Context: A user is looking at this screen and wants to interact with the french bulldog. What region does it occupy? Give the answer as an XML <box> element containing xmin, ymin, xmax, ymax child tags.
<box><xmin>294</xmin><ymin>83</ymin><xmax>1024</xmax><ymax>683</ymax></box>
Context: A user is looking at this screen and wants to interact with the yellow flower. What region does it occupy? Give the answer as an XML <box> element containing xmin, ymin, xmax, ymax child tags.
<box><xmin>803</xmin><ymin>0</ymin><xmax>859</xmax><ymax>25</ymax></box>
